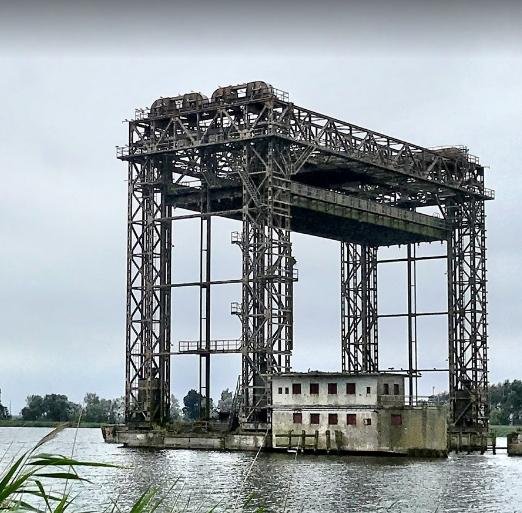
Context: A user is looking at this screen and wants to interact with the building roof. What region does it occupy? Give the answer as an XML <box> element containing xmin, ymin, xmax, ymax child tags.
<box><xmin>272</xmin><ymin>371</ymin><xmax>406</xmax><ymax>379</ymax></box>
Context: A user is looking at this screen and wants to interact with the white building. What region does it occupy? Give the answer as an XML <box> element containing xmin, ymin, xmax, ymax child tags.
<box><xmin>271</xmin><ymin>372</ymin><xmax>447</xmax><ymax>456</ymax></box>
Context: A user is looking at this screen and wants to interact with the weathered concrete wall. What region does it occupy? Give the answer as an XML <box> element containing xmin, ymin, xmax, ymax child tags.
<box><xmin>115</xmin><ymin>429</ymin><xmax>269</xmax><ymax>451</ymax></box>
<box><xmin>272</xmin><ymin>406</ymin><xmax>447</xmax><ymax>456</ymax></box>
<box><xmin>272</xmin><ymin>373</ymin><xmax>404</xmax><ymax>408</ymax></box>
<box><xmin>379</xmin><ymin>406</ymin><xmax>448</xmax><ymax>455</ymax></box>
<box><xmin>508</xmin><ymin>432</ymin><xmax>522</xmax><ymax>456</ymax></box>
<box><xmin>272</xmin><ymin>409</ymin><xmax>379</xmax><ymax>451</ymax></box>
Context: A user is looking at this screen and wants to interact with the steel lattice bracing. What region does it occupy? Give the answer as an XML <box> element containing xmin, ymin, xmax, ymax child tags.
<box><xmin>125</xmin><ymin>158</ymin><xmax>171</xmax><ymax>425</ymax></box>
<box><xmin>447</xmin><ymin>199</ymin><xmax>488</xmax><ymax>434</ymax></box>
<box><xmin>237</xmin><ymin>140</ymin><xmax>294</xmax><ymax>423</ymax></box>
<box><xmin>341</xmin><ymin>243</ymin><xmax>378</xmax><ymax>373</ymax></box>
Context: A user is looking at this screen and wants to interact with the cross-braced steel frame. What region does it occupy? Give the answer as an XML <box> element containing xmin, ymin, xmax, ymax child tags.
<box><xmin>341</xmin><ymin>243</ymin><xmax>378</xmax><ymax>373</ymax></box>
<box><xmin>447</xmin><ymin>198</ymin><xmax>488</xmax><ymax>434</ymax></box>
<box><xmin>118</xmin><ymin>82</ymin><xmax>492</xmax><ymax>439</ymax></box>
<box><xmin>125</xmin><ymin>157</ymin><xmax>171</xmax><ymax>425</ymax></box>
<box><xmin>236</xmin><ymin>140</ymin><xmax>294</xmax><ymax>423</ymax></box>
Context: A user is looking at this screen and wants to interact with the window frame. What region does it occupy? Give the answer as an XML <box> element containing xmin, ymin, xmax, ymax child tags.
<box><xmin>310</xmin><ymin>413</ymin><xmax>320</xmax><ymax>425</ymax></box>
<box><xmin>346</xmin><ymin>413</ymin><xmax>357</xmax><ymax>426</ymax></box>
<box><xmin>328</xmin><ymin>413</ymin><xmax>338</xmax><ymax>425</ymax></box>
<box><xmin>292</xmin><ymin>383</ymin><xmax>302</xmax><ymax>395</ymax></box>
<box><xmin>391</xmin><ymin>414</ymin><xmax>402</xmax><ymax>426</ymax></box>
<box><xmin>293</xmin><ymin>411</ymin><xmax>303</xmax><ymax>424</ymax></box>
<box><xmin>310</xmin><ymin>383</ymin><xmax>319</xmax><ymax>395</ymax></box>
<box><xmin>327</xmin><ymin>382</ymin><xmax>338</xmax><ymax>395</ymax></box>
<box><xmin>346</xmin><ymin>382</ymin><xmax>356</xmax><ymax>395</ymax></box>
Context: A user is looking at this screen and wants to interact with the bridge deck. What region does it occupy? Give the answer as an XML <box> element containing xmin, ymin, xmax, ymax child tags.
<box><xmin>167</xmin><ymin>181</ymin><xmax>448</xmax><ymax>245</ymax></box>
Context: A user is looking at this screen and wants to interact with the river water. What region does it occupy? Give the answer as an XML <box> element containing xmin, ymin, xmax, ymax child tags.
<box><xmin>0</xmin><ymin>427</ymin><xmax>521</xmax><ymax>512</ymax></box>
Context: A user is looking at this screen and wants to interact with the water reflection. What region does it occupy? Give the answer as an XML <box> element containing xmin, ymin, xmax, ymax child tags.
<box><xmin>0</xmin><ymin>428</ymin><xmax>520</xmax><ymax>512</ymax></box>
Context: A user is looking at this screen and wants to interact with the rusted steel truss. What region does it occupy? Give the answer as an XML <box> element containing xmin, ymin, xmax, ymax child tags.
<box><xmin>118</xmin><ymin>83</ymin><xmax>492</xmax><ymax>437</ymax></box>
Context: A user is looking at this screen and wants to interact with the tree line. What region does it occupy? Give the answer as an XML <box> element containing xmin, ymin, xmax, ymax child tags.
<box><xmin>12</xmin><ymin>380</ymin><xmax>520</xmax><ymax>425</ymax></box>
<box><xmin>15</xmin><ymin>388</ymin><xmax>234</xmax><ymax>423</ymax></box>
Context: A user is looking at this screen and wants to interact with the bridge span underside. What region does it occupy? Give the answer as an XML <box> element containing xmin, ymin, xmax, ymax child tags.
<box><xmin>118</xmin><ymin>81</ymin><xmax>492</xmax><ymax>446</ymax></box>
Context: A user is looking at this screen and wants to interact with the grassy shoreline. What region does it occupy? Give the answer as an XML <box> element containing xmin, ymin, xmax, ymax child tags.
<box><xmin>0</xmin><ymin>419</ymin><xmax>104</xmax><ymax>428</ymax></box>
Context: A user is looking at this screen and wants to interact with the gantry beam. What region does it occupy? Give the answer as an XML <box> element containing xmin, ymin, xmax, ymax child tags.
<box><xmin>166</xmin><ymin>182</ymin><xmax>449</xmax><ymax>245</ymax></box>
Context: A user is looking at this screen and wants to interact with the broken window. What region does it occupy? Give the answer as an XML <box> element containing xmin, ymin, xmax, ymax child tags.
<box><xmin>347</xmin><ymin>413</ymin><xmax>356</xmax><ymax>425</ymax></box>
<box><xmin>310</xmin><ymin>413</ymin><xmax>320</xmax><ymax>424</ymax></box>
<box><xmin>310</xmin><ymin>383</ymin><xmax>319</xmax><ymax>395</ymax></box>
<box><xmin>278</xmin><ymin>387</ymin><xmax>283</xmax><ymax>394</ymax></box>
<box><xmin>391</xmin><ymin>414</ymin><xmax>402</xmax><ymax>426</ymax></box>
<box><xmin>285</xmin><ymin>387</ymin><xmax>289</xmax><ymax>394</ymax></box>
<box><xmin>328</xmin><ymin>413</ymin><xmax>338</xmax><ymax>425</ymax></box>
<box><xmin>328</xmin><ymin>383</ymin><xmax>338</xmax><ymax>394</ymax></box>
<box><xmin>346</xmin><ymin>383</ymin><xmax>356</xmax><ymax>394</ymax></box>
<box><xmin>293</xmin><ymin>412</ymin><xmax>303</xmax><ymax>424</ymax></box>
<box><xmin>394</xmin><ymin>384</ymin><xmax>400</xmax><ymax>395</ymax></box>
<box><xmin>292</xmin><ymin>383</ymin><xmax>302</xmax><ymax>395</ymax></box>
<box><xmin>383</xmin><ymin>383</ymin><xmax>390</xmax><ymax>395</ymax></box>
<box><xmin>363</xmin><ymin>418</ymin><xmax>372</xmax><ymax>426</ymax></box>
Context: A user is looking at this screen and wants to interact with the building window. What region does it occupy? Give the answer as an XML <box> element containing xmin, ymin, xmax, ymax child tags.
<box><xmin>293</xmin><ymin>412</ymin><xmax>303</xmax><ymax>424</ymax></box>
<box><xmin>383</xmin><ymin>383</ymin><xmax>390</xmax><ymax>395</ymax></box>
<box><xmin>278</xmin><ymin>387</ymin><xmax>283</xmax><ymax>394</ymax></box>
<box><xmin>394</xmin><ymin>384</ymin><xmax>400</xmax><ymax>396</ymax></box>
<box><xmin>328</xmin><ymin>413</ymin><xmax>338</xmax><ymax>425</ymax></box>
<box><xmin>347</xmin><ymin>414</ymin><xmax>356</xmax><ymax>426</ymax></box>
<box><xmin>346</xmin><ymin>383</ymin><xmax>356</xmax><ymax>394</ymax></box>
<box><xmin>363</xmin><ymin>418</ymin><xmax>372</xmax><ymax>426</ymax></box>
<box><xmin>292</xmin><ymin>383</ymin><xmax>302</xmax><ymax>395</ymax></box>
<box><xmin>366</xmin><ymin>386</ymin><xmax>371</xmax><ymax>395</ymax></box>
<box><xmin>328</xmin><ymin>383</ymin><xmax>338</xmax><ymax>394</ymax></box>
<box><xmin>285</xmin><ymin>387</ymin><xmax>289</xmax><ymax>394</ymax></box>
<box><xmin>310</xmin><ymin>413</ymin><xmax>320</xmax><ymax>425</ymax></box>
<box><xmin>391</xmin><ymin>414</ymin><xmax>402</xmax><ymax>426</ymax></box>
<box><xmin>310</xmin><ymin>383</ymin><xmax>319</xmax><ymax>395</ymax></box>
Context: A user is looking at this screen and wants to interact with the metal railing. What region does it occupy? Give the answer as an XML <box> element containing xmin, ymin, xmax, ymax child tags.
<box><xmin>178</xmin><ymin>339</ymin><xmax>242</xmax><ymax>353</ymax></box>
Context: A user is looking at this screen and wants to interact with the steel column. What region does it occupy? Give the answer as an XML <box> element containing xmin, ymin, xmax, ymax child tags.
<box><xmin>341</xmin><ymin>243</ymin><xmax>378</xmax><ymax>373</ymax></box>
<box><xmin>447</xmin><ymin>198</ymin><xmax>488</xmax><ymax>434</ymax></box>
<box><xmin>125</xmin><ymin>157</ymin><xmax>171</xmax><ymax>425</ymax></box>
<box><xmin>198</xmin><ymin>187</ymin><xmax>212</xmax><ymax>420</ymax></box>
<box><xmin>238</xmin><ymin>140</ymin><xmax>294</xmax><ymax>423</ymax></box>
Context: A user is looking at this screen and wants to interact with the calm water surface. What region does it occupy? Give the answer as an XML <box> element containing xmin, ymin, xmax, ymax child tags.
<box><xmin>1</xmin><ymin>427</ymin><xmax>521</xmax><ymax>512</ymax></box>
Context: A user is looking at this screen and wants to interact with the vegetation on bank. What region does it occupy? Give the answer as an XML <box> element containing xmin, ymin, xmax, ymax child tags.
<box><xmin>1</xmin><ymin>388</ymin><xmax>234</xmax><ymax>425</ymax></box>
<box><xmin>0</xmin><ymin>419</ymin><xmax>105</xmax><ymax>428</ymax></box>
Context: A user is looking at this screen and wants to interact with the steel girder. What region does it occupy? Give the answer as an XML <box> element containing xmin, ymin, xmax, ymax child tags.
<box><xmin>341</xmin><ymin>243</ymin><xmax>378</xmax><ymax>373</ymax></box>
<box><xmin>236</xmin><ymin>139</ymin><xmax>294</xmax><ymax>423</ymax></box>
<box><xmin>118</xmin><ymin>96</ymin><xmax>491</xmax><ymax>207</ymax></box>
<box><xmin>125</xmin><ymin>157</ymin><xmax>171</xmax><ymax>425</ymax></box>
<box><xmin>447</xmin><ymin>199</ymin><xmax>488</xmax><ymax>434</ymax></box>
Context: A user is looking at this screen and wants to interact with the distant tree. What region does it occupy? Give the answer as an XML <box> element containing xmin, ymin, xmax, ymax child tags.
<box><xmin>183</xmin><ymin>389</ymin><xmax>202</xmax><ymax>420</ymax></box>
<box><xmin>83</xmin><ymin>393</ymin><xmax>124</xmax><ymax>423</ymax></box>
<box><xmin>490</xmin><ymin>380</ymin><xmax>522</xmax><ymax>425</ymax></box>
<box><xmin>170</xmin><ymin>395</ymin><xmax>182</xmax><ymax>421</ymax></box>
<box><xmin>0</xmin><ymin>403</ymin><xmax>9</xmax><ymax>420</ymax></box>
<box><xmin>21</xmin><ymin>395</ymin><xmax>45</xmax><ymax>420</ymax></box>
<box><xmin>217</xmin><ymin>389</ymin><xmax>233</xmax><ymax>413</ymax></box>
<box><xmin>43</xmin><ymin>394</ymin><xmax>77</xmax><ymax>422</ymax></box>
<box><xmin>21</xmin><ymin>394</ymin><xmax>78</xmax><ymax>422</ymax></box>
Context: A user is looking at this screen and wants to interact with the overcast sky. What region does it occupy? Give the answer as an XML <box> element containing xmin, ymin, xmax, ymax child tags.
<box><xmin>0</xmin><ymin>0</ymin><xmax>520</xmax><ymax>414</ymax></box>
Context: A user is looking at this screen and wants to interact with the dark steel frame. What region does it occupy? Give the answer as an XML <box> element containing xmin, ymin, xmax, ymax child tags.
<box><xmin>118</xmin><ymin>83</ymin><xmax>492</xmax><ymax>439</ymax></box>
